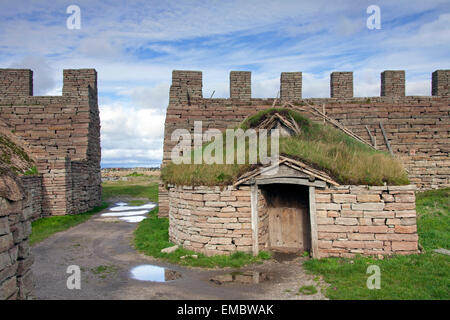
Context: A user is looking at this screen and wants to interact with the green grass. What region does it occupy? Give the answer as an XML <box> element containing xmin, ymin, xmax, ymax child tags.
<box><xmin>303</xmin><ymin>188</ymin><xmax>450</xmax><ymax>300</ymax></box>
<box><xmin>102</xmin><ymin>179</ymin><xmax>159</xmax><ymax>202</ymax></box>
<box><xmin>126</xmin><ymin>172</ymin><xmax>145</xmax><ymax>177</ymax></box>
<box><xmin>23</xmin><ymin>166</ymin><xmax>38</xmax><ymax>176</ymax></box>
<box><xmin>298</xmin><ymin>285</ymin><xmax>318</xmax><ymax>295</ymax></box>
<box><xmin>134</xmin><ymin>208</ymin><xmax>271</xmax><ymax>268</ymax></box>
<box><xmin>91</xmin><ymin>265</ymin><xmax>119</xmax><ymax>279</ymax></box>
<box><xmin>161</xmin><ymin>108</ymin><xmax>409</xmax><ymax>186</ymax></box>
<box><xmin>127</xmin><ymin>199</ymin><xmax>148</xmax><ymax>206</ymax></box>
<box><xmin>0</xmin><ymin>134</ymin><xmax>35</xmax><ymax>174</ymax></box>
<box><xmin>416</xmin><ymin>188</ymin><xmax>449</xmax><ymax>250</ymax></box>
<box><xmin>30</xmin><ymin>202</ymin><xmax>108</xmax><ymax>246</ymax></box>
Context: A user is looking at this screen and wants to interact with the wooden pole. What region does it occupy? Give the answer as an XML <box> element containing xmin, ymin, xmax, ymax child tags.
<box><xmin>379</xmin><ymin>122</ymin><xmax>394</xmax><ymax>156</ymax></box>
<box><xmin>365</xmin><ymin>125</ymin><xmax>376</xmax><ymax>148</ymax></box>
<box><xmin>309</xmin><ymin>186</ymin><xmax>319</xmax><ymax>259</ymax></box>
<box><xmin>250</xmin><ymin>183</ymin><xmax>259</xmax><ymax>256</ymax></box>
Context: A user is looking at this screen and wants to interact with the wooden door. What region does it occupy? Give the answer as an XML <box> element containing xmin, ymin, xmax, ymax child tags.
<box><xmin>268</xmin><ymin>205</ymin><xmax>310</xmax><ymax>252</ymax></box>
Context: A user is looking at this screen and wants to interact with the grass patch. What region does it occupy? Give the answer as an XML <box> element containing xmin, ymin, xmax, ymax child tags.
<box><xmin>298</xmin><ymin>285</ymin><xmax>318</xmax><ymax>295</ymax></box>
<box><xmin>161</xmin><ymin>108</ymin><xmax>409</xmax><ymax>186</ymax></box>
<box><xmin>30</xmin><ymin>202</ymin><xmax>108</xmax><ymax>246</ymax></box>
<box><xmin>127</xmin><ymin>199</ymin><xmax>147</xmax><ymax>206</ymax></box>
<box><xmin>0</xmin><ymin>134</ymin><xmax>35</xmax><ymax>174</ymax></box>
<box><xmin>91</xmin><ymin>265</ymin><xmax>119</xmax><ymax>279</ymax></box>
<box><xmin>416</xmin><ymin>188</ymin><xmax>449</xmax><ymax>250</ymax></box>
<box><xmin>127</xmin><ymin>171</ymin><xmax>145</xmax><ymax>177</ymax></box>
<box><xmin>23</xmin><ymin>166</ymin><xmax>38</xmax><ymax>176</ymax></box>
<box><xmin>102</xmin><ymin>177</ymin><xmax>159</xmax><ymax>202</ymax></box>
<box><xmin>134</xmin><ymin>208</ymin><xmax>271</xmax><ymax>268</ymax></box>
<box><xmin>303</xmin><ymin>188</ymin><xmax>450</xmax><ymax>300</ymax></box>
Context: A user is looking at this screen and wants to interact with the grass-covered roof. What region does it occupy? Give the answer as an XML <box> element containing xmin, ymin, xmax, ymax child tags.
<box><xmin>0</xmin><ymin>133</ymin><xmax>37</xmax><ymax>176</ymax></box>
<box><xmin>161</xmin><ymin>108</ymin><xmax>409</xmax><ymax>187</ymax></box>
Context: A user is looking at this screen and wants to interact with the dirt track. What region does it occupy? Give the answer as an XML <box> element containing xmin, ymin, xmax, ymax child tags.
<box><xmin>31</xmin><ymin>204</ymin><xmax>327</xmax><ymax>300</ymax></box>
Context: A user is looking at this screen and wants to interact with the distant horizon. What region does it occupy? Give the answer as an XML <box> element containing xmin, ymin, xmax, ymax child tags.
<box><xmin>101</xmin><ymin>163</ymin><xmax>161</xmax><ymax>169</ymax></box>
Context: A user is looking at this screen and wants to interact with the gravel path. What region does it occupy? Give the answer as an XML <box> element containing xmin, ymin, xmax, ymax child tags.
<box><xmin>31</xmin><ymin>202</ymin><xmax>327</xmax><ymax>300</ymax></box>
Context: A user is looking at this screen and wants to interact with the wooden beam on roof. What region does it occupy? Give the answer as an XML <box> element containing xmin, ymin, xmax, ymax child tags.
<box><xmin>280</xmin><ymin>156</ymin><xmax>339</xmax><ymax>186</ymax></box>
<box><xmin>233</xmin><ymin>159</ymin><xmax>288</xmax><ymax>187</ymax></box>
<box><xmin>255</xmin><ymin>177</ymin><xmax>326</xmax><ymax>188</ymax></box>
<box><xmin>379</xmin><ymin>122</ymin><xmax>394</xmax><ymax>156</ymax></box>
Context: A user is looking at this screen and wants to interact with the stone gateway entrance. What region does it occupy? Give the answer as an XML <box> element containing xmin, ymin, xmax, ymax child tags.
<box><xmin>262</xmin><ymin>184</ymin><xmax>311</xmax><ymax>253</ymax></box>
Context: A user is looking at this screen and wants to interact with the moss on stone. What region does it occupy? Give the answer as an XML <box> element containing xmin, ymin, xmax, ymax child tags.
<box><xmin>0</xmin><ymin>134</ymin><xmax>36</xmax><ymax>175</ymax></box>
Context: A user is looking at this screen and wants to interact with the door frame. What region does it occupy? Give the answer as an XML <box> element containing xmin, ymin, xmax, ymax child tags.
<box><xmin>250</xmin><ymin>182</ymin><xmax>319</xmax><ymax>258</ymax></box>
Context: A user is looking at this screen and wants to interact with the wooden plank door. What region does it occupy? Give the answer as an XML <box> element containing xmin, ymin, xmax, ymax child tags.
<box><xmin>268</xmin><ymin>206</ymin><xmax>309</xmax><ymax>252</ymax></box>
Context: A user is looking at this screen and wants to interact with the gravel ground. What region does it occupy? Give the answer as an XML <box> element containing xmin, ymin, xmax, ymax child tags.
<box><xmin>31</xmin><ymin>203</ymin><xmax>327</xmax><ymax>300</ymax></box>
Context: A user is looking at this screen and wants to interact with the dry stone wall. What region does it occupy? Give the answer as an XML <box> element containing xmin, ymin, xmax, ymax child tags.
<box><xmin>0</xmin><ymin>69</ymin><xmax>101</xmax><ymax>216</ymax></box>
<box><xmin>315</xmin><ymin>185</ymin><xmax>419</xmax><ymax>258</ymax></box>
<box><xmin>330</xmin><ymin>72</ymin><xmax>353</xmax><ymax>98</ymax></box>
<box><xmin>432</xmin><ymin>70</ymin><xmax>450</xmax><ymax>96</ymax></box>
<box><xmin>381</xmin><ymin>70</ymin><xmax>405</xmax><ymax>97</ymax></box>
<box><xmin>0</xmin><ymin>168</ymin><xmax>34</xmax><ymax>300</ymax></box>
<box><xmin>280</xmin><ymin>72</ymin><xmax>302</xmax><ymax>101</ymax></box>
<box><xmin>167</xmin><ymin>184</ymin><xmax>419</xmax><ymax>258</ymax></box>
<box><xmin>20</xmin><ymin>176</ymin><xmax>42</xmax><ymax>221</ymax></box>
<box><xmin>230</xmin><ymin>71</ymin><xmax>251</xmax><ymax>101</ymax></box>
<box><xmin>160</xmin><ymin>69</ymin><xmax>450</xmax><ymax>216</ymax></box>
<box><xmin>168</xmin><ymin>185</ymin><xmax>255</xmax><ymax>255</ymax></box>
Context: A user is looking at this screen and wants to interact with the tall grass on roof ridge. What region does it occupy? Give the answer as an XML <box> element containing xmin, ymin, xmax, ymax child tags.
<box><xmin>161</xmin><ymin>108</ymin><xmax>410</xmax><ymax>187</ymax></box>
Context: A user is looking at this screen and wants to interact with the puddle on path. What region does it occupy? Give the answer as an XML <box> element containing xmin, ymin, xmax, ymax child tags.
<box><xmin>210</xmin><ymin>271</ymin><xmax>272</xmax><ymax>285</ymax></box>
<box><xmin>101</xmin><ymin>210</ymin><xmax>149</xmax><ymax>217</ymax></box>
<box><xmin>130</xmin><ymin>265</ymin><xmax>181</xmax><ymax>282</ymax></box>
<box><xmin>98</xmin><ymin>201</ymin><xmax>157</xmax><ymax>223</ymax></box>
<box><xmin>109</xmin><ymin>203</ymin><xmax>156</xmax><ymax>212</ymax></box>
<box><xmin>119</xmin><ymin>216</ymin><xmax>146</xmax><ymax>223</ymax></box>
<box><xmin>114</xmin><ymin>202</ymin><xmax>127</xmax><ymax>206</ymax></box>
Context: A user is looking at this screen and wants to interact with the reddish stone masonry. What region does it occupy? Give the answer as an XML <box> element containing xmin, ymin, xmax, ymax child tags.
<box><xmin>315</xmin><ymin>185</ymin><xmax>418</xmax><ymax>258</ymax></box>
<box><xmin>0</xmin><ymin>170</ymin><xmax>34</xmax><ymax>300</ymax></box>
<box><xmin>160</xmin><ymin>69</ymin><xmax>450</xmax><ymax>217</ymax></box>
<box><xmin>0</xmin><ymin>68</ymin><xmax>102</xmax><ymax>216</ymax></box>
<box><xmin>168</xmin><ymin>185</ymin><xmax>269</xmax><ymax>256</ymax></box>
<box><xmin>167</xmin><ymin>184</ymin><xmax>419</xmax><ymax>258</ymax></box>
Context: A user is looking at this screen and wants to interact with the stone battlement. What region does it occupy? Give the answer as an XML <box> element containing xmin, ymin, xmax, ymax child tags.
<box><xmin>169</xmin><ymin>69</ymin><xmax>450</xmax><ymax>104</ymax></box>
<box><xmin>160</xmin><ymin>68</ymin><xmax>450</xmax><ymax>217</ymax></box>
<box><xmin>0</xmin><ymin>68</ymin><xmax>101</xmax><ymax>216</ymax></box>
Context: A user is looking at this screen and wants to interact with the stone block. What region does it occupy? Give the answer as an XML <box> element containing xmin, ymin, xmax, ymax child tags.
<box><xmin>391</xmin><ymin>241</ymin><xmax>418</xmax><ymax>251</ymax></box>
<box><xmin>352</xmin><ymin>203</ymin><xmax>385</xmax><ymax>211</ymax></box>
<box><xmin>394</xmin><ymin>225</ymin><xmax>417</xmax><ymax>234</ymax></box>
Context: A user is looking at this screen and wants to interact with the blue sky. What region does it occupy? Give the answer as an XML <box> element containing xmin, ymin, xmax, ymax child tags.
<box><xmin>1</xmin><ymin>0</ymin><xmax>449</xmax><ymax>167</ymax></box>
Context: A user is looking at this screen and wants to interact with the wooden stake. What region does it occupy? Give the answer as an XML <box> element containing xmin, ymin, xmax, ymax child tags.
<box><xmin>379</xmin><ymin>122</ymin><xmax>394</xmax><ymax>156</ymax></box>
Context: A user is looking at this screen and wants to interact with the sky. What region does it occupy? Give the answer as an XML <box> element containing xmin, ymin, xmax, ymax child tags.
<box><xmin>1</xmin><ymin>0</ymin><xmax>449</xmax><ymax>167</ymax></box>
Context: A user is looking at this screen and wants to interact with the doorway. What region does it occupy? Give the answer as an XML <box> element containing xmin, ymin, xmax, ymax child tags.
<box><xmin>260</xmin><ymin>184</ymin><xmax>311</xmax><ymax>253</ymax></box>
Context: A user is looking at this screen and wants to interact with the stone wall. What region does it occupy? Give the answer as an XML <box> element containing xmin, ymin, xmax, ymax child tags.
<box><xmin>167</xmin><ymin>183</ymin><xmax>419</xmax><ymax>258</ymax></box>
<box><xmin>0</xmin><ymin>168</ymin><xmax>34</xmax><ymax>300</ymax></box>
<box><xmin>0</xmin><ymin>69</ymin><xmax>102</xmax><ymax>216</ymax></box>
<box><xmin>381</xmin><ymin>70</ymin><xmax>405</xmax><ymax>97</ymax></box>
<box><xmin>20</xmin><ymin>176</ymin><xmax>42</xmax><ymax>221</ymax></box>
<box><xmin>330</xmin><ymin>72</ymin><xmax>353</xmax><ymax>98</ymax></box>
<box><xmin>230</xmin><ymin>71</ymin><xmax>251</xmax><ymax>101</ymax></box>
<box><xmin>315</xmin><ymin>185</ymin><xmax>419</xmax><ymax>258</ymax></box>
<box><xmin>280</xmin><ymin>72</ymin><xmax>302</xmax><ymax>101</ymax></box>
<box><xmin>432</xmin><ymin>70</ymin><xmax>450</xmax><ymax>96</ymax></box>
<box><xmin>0</xmin><ymin>69</ymin><xmax>33</xmax><ymax>97</ymax></box>
<box><xmin>168</xmin><ymin>185</ymin><xmax>255</xmax><ymax>255</ymax></box>
<box><xmin>160</xmin><ymin>69</ymin><xmax>450</xmax><ymax>216</ymax></box>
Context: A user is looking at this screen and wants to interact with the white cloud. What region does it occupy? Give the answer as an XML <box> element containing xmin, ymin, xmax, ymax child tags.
<box><xmin>10</xmin><ymin>56</ymin><xmax>57</xmax><ymax>95</ymax></box>
<box><xmin>78</xmin><ymin>38</ymin><xmax>123</xmax><ymax>59</ymax></box>
<box><xmin>119</xmin><ymin>84</ymin><xmax>170</xmax><ymax>111</ymax></box>
<box><xmin>1</xmin><ymin>0</ymin><xmax>449</xmax><ymax>167</ymax></box>
<box><xmin>100</xmin><ymin>102</ymin><xmax>165</xmax><ymax>165</ymax></box>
